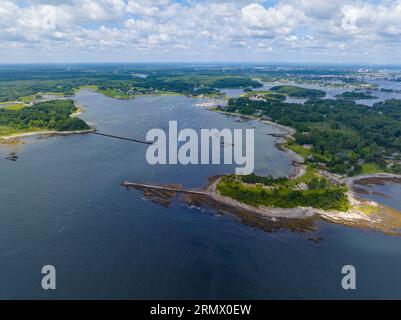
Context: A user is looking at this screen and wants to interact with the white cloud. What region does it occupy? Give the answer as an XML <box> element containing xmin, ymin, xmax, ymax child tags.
<box><xmin>341</xmin><ymin>1</ymin><xmax>401</xmax><ymax>37</ymax></box>
<box><xmin>295</xmin><ymin>0</ymin><xmax>342</xmax><ymax>20</ymax></box>
<box><xmin>0</xmin><ymin>0</ymin><xmax>400</xmax><ymax>63</ymax></box>
<box><xmin>241</xmin><ymin>3</ymin><xmax>303</xmax><ymax>36</ymax></box>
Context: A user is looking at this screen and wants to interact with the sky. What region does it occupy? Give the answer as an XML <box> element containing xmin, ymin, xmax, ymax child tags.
<box><xmin>1</xmin><ymin>0</ymin><xmax>401</xmax><ymax>64</ymax></box>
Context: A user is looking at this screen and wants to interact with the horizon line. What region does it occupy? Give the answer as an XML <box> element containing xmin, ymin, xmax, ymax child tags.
<box><xmin>0</xmin><ymin>61</ymin><xmax>401</xmax><ymax>67</ymax></box>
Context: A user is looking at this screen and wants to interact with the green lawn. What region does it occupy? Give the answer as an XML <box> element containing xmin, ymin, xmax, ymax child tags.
<box><xmin>361</xmin><ymin>162</ymin><xmax>383</xmax><ymax>174</ymax></box>
<box><xmin>97</xmin><ymin>88</ymin><xmax>131</xmax><ymax>99</ymax></box>
<box><xmin>285</xmin><ymin>142</ymin><xmax>331</xmax><ymax>162</ymax></box>
<box><xmin>4</xmin><ymin>104</ymin><xmax>27</xmax><ymax>111</ymax></box>
<box><xmin>0</xmin><ymin>125</ymin><xmax>41</xmax><ymax>136</ymax></box>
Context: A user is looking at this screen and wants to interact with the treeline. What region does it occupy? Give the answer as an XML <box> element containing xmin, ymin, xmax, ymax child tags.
<box><xmin>270</xmin><ymin>85</ymin><xmax>326</xmax><ymax>98</ymax></box>
<box><xmin>0</xmin><ymin>66</ymin><xmax>264</xmax><ymax>102</ymax></box>
<box><xmin>0</xmin><ymin>100</ymin><xmax>90</xmax><ymax>132</ymax></box>
<box><xmin>335</xmin><ymin>91</ymin><xmax>378</xmax><ymax>100</ymax></box>
<box><xmin>241</xmin><ymin>173</ymin><xmax>288</xmax><ymax>185</ymax></box>
<box><xmin>208</xmin><ymin>77</ymin><xmax>263</xmax><ymax>89</ymax></box>
<box><xmin>0</xmin><ymin>79</ymin><xmax>95</xmax><ymax>102</ymax></box>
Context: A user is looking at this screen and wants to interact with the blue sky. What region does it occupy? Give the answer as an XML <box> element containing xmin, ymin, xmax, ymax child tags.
<box><xmin>1</xmin><ymin>0</ymin><xmax>401</xmax><ymax>64</ymax></box>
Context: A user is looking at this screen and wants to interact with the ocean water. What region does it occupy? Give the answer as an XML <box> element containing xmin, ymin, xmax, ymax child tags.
<box><xmin>1</xmin><ymin>90</ymin><xmax>401</xmax><ymax>299</ymax></box>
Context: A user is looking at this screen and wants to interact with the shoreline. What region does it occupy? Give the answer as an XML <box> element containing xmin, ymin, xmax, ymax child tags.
<box><xmin>211</xmin><ymin>109</ymin><xmax>306</xmax><ymax>179</ymax></box>
<box><xmin>76</xmin><ymin>87</ymin><xmax>225</xmax><ymax>100</ymax></box>
<box><xmin>6</xmin><ymin>90</ymin><xmax>401</xmax><ymax>234</ymax></box>
<box><xmin>121</xmin><ymin>105</ymin><xmax>401</xmax><ymax>234</ymax></box>
<box><xmin>0</xmin><ymin>100</ymin><xmax>94</xmax><ymax>144</ymax></box>
<box><xmin>205</xmin><ymin>176</ymin><xmax>384</xmax><ymax>223</ymax></box>
<box><xmin>211</xmin><ymin>109</ymin><xmax>295</xmax><ymax>136</ymax></box>
<box><xmin>45</xmin><ymin>91</ymin><xmax>401</xmax><ymax>234</ymax></box>
<box><xmin>123</xmin><ymin>175</ymin><xmax>401</xmax><ymax>235</ymax></box>
<box><xmin>0</xmin><ymin>128</ymin><xmax>96</xmax><ymax>142</ymax></box>
<box><xmin>195</xmin><ymin>110</ymin><xmax>401</xmax><ymax>234</ymax></box>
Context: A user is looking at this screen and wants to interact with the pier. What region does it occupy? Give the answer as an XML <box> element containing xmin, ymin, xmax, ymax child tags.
<box><xmin>91</xmin><ymin>132</ymin><xmax>153</xmax><ymax>145</ymax></box>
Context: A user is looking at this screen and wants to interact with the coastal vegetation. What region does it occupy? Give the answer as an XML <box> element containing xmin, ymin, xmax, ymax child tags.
<box><xmin>1</xmin><ymin>65</ymin><xmax>401</xmax><ymax>234</ymax></box>
<box><xmin>0</xmin><ymin>99</ymin><xmax>90</xmax><ymax>136</ymax></box>
<box><xmin>0</xmin><ymin>66</ymin><xmax>264</xmax><ymax>103</ymax></box>
<box><xmin>225</xmin><ymin>95</ymin><xmax>401</xmax><ymax>176</ymax></box>
<box><xmin>243</xmin><ymin>91</ymin><xmax>287</xmax><ymax>101</ymax></box>
<box><xmin>217</xmin><ymin>173</ymin><xmax>349</xmax><ymax>211</ymax></box>
<box><xmin>335</xmin><ymin>91</ymin><xmax>379</xmax><ymax>100</ymax></box>
<box><xmin>270</xmin><ymin>85</ymin><xmax>326</xmax><ymax>98</ymax></box>
<box><xmin>208</xmin><ymin>77</ymin><xmax>262</xmax><ymax>89</ymax></box>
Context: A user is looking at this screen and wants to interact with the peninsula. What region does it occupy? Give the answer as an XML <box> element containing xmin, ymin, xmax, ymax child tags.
<box><xmin>0</xmin><ymin>99</ymin><xmax>93</xmax><ymax>142</ymax></box>
<box><xmin>124</xmin><ymin>86</ymin><xmax>401</xmax><ymax>235</ymax></box>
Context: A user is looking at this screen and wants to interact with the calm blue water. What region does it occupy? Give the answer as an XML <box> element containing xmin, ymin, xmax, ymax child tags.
<box><xmin>353</xmin><ymin>182</ymin><xmax>401</xmax><ymax>212</ymax></box>
<box><xmin>1</xmin><ymin>90</ymin><xmax>401</xmax><ymax>299</ymax></box>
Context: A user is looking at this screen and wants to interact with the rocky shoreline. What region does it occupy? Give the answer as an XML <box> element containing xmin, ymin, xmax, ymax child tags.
<box><xmin>124</xmin><ymin>108</ymin><xmax>401</xmax><ymax>235</ymax></box>
<box><xmin>124</xmin><ymin>172</ymin><xmax>401</xmax><ymax>235</ymax></box>
<box><xmin>207</xmin><ymin>176</ymin><xmax>401</xmax><ymax>233</ymax></box>
<box><xmin>346</xmin><ymin>173</ymin><xmax>401</xmax><ymax>186</ymax></box>
<box><xmin>192</xmin><ymin>110</ymin><xmax>401</xmax><ymax>234</ymax></box>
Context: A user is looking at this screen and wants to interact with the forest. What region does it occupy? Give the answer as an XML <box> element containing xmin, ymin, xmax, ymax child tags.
<box><xmin>0</xmin><ymin>65</ymin><xmax>264</xmax><ymax>102</ymax></box>
<box><xmin>0</xmin><ymin>64</ymin><xmax>368</xmax><ymax>102</ymax></box>
<box><xmin>217</xmin><ymin>175</ymin><xmax>349</xmax><ymax>211</ymax></box>
<box><xmin>225</xmin><ymin>95</ymin><xmax>401</xmax><ymax>175</ymax></box>
<box><xmin>0</xmin><ymin>99</ymin><xmax>90</xmax><ymax>135</ymax></box>
<box><xmin>335</xmin><ymin>91</ymin><xmax>378</xmax><ymax>100</ymax></box>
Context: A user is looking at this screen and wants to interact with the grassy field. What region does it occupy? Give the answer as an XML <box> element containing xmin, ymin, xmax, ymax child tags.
<box><xmin>19</xmin><ymin>95</ymin><xmax>36</xmax><ymax>103</ymax></box>
<box><xmin>361</xmin><ymin>162</ymin><xmax>384</xmax><ymax>174</ymax></box>
<box><xmin>4</xmin><ymin>104</ymin><xmax>27</xmax><ymax>111</ymax></box>
<box><xmin>74</xmin><ymin>85</ymin><xmax>98</xmax><ymax>93</ymax></box>
<box><xmin>97</xmin><ymin>88</ymin><xmax>132</xmax><ymax>99</ymax></box>
<box><xmin>285</xmin><ymin>141</ymin><xmax>331</xmax><ymax>162</ymax></box>
<box><xmin>0</xmin><ymin>125</ymin><xmax>40</xmax><ymax>137</ymax></box>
